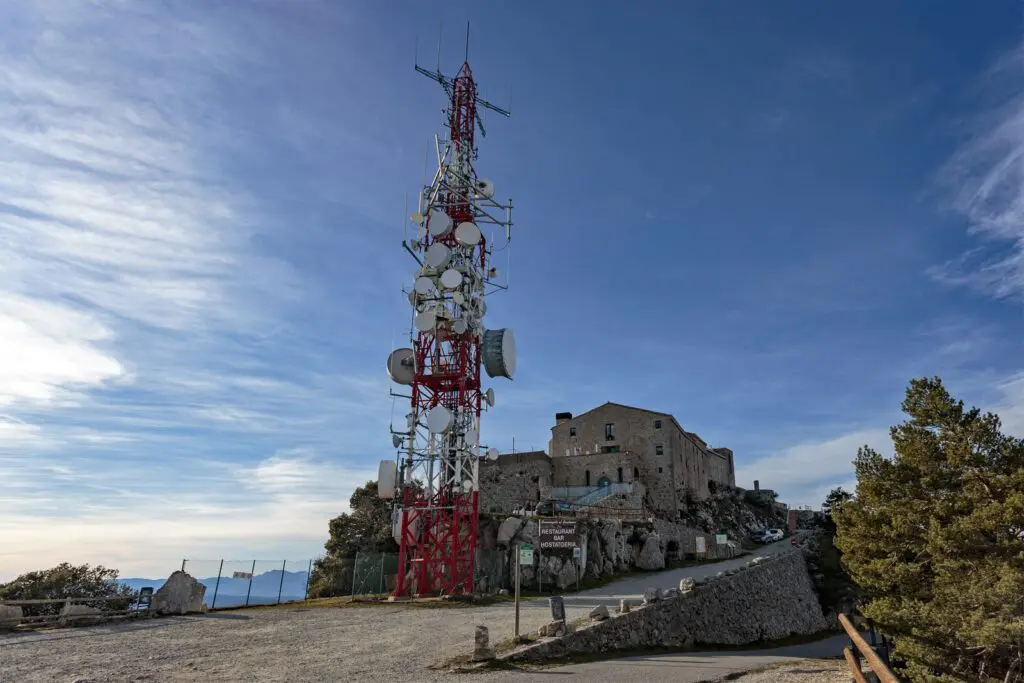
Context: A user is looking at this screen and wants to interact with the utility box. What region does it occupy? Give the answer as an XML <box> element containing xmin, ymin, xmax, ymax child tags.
<box><xmin>548</xmin><ymin>596</ymin><xmax>565</xmax><ymax>622</ymax></box>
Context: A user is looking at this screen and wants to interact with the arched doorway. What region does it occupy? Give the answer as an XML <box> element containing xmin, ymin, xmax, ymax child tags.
<box><xmin>597</xmin><ymin>475</ymin><xmax>612</xmax><ymax>488</ymax></box>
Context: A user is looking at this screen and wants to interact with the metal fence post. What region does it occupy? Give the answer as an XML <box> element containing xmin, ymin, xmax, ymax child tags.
<box><xmin>352</xmin><ymin>551</ymin><xmax>359</xmax><ymax>595</ymax></box>
<box><xmin>244</xmin><ymin>559</ymin><xmax>256</xmax><ymax>606</ymax></box>
<box><xmin>277</xmin><ymin>560</ymin><xmax>287</xmax><ymax>604</ymax></box>
<box><xmin>304</xmin><ymin>559</ymin><xmax>313</xmax><ymax>600</ymax></box>
<box><xmin>378</xmin><ymin>554</ymin><xmax>385</xmax><ymax>594</ymax></box>
<box><xmin>211</xmin><ymin>560</ymin><xmax>224</xmax><ymax>609</ymax></box>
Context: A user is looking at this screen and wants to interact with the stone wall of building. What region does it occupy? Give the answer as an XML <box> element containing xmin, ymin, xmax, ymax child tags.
<box><xmin>549</xmin><ymin>450</ymin><xmax>640</xmax><ymax>488</ymax></box>
<box><xmin>505</xmin><ymin>549</ymin><xmax>827</xmax><ymax>662</ymax></box>
<box><xmin>548</xmin><ymin>403</ymin><xmax>738</xmax><ymax>517</ymax></box>
<box><xmin>550</xmin><ymin>404</ymin><xmax>682</xmax><ymax>515</ymax></box>
<box><xmin>478</xmin><ymin>451</ymin><xmax>551</xmax><ymax>515</ymax></box>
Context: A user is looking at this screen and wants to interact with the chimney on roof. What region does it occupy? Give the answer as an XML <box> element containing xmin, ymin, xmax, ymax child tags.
<box><xmin>555</xmin><ymin>412</ymin><xmax>572</xmax><ymax>425</ymax></box>
<box><xmin>754</xmin><ymin>480</ymin><xmax>760</xmax><ymax>492</ymax></box>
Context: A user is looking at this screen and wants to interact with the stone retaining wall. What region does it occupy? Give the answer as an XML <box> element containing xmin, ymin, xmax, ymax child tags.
<box><xmin>505</xmin><ymin>548</ymin><xmax>827</xmax><ymax>662</ymax></box>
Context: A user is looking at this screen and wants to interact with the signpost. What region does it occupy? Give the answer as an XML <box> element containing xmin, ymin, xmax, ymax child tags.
<box><xmin>538</xmin><ymin>519</ymin><xmax>577</xmax><ymax>595</ymax></box>
<box><xmin>539</xmin><ymin>520</ymin><xmax>579</xmax><ymax>550</ymax></box>
<box><xmin>515</xmin><ymin>544</ymin><xmax>532</xmax><ymax>640</ymax></box>
<box><xmin>573</xmin><ymin>546</ymin><xmax>581</xmax><ymax>592</ymax></box>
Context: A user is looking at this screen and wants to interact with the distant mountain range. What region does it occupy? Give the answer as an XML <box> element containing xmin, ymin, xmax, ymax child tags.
<box><xmin>119</xmin><ymin>568</ymin><xmax>310</xmax><ymax>608</ymax></box>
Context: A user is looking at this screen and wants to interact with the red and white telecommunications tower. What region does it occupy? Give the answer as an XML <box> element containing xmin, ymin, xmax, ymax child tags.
<box><xmin>380</xmin><ymin>31</ymin><xmax>515</xmax><ymax>597</ymax></box>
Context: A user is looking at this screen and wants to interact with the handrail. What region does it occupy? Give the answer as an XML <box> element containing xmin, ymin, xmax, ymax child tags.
<box><xmin>839</xmin><ymin>613</ymin><xmax>899</xmax><ymax>683</ymax></box>
<box><xmin>1</xmin><ymin>595</ymin><xmax>138</xmax><ymax>605</ymax></box>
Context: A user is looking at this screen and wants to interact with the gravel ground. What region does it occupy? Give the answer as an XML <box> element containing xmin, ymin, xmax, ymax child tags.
<box><xmin>729</xmin><ymin>660</ymin><xmax>850</xmax><ymax>682</ymax></box>
<box><xmin>0</xmin><ymin>543</ymin><xmax>801</xmax><ymax>683</ymax></box>
<box><xmin>0</xmin><ymin>600</ymin><xmax>569</xmax><ymax>683</ymax></box>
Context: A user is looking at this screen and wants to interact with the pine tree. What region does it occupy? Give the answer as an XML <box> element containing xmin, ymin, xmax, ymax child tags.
<box><xmin>835</xmin><ymin>377</ymin><xmax>1024</xmax><ymax>682</ymax></box>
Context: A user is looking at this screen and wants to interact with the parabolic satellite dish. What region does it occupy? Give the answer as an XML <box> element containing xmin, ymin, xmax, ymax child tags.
<box><xmin>440</xmin><ymin>268</ymin><xmax>463</xmax><ymax>290</ymax></box>
<box><xmin>377</xmin><ymin>460</ymin><xmax>397</xmax><ymax>499</ymax></box>
<box><xmin>465</xmin><ymin>428</ymin><xmax>479</xmax><ymax>446</ymax></box>
<box><xmin>484</xmin><ymin>388</ymin><xmax>495</xmax><ymax>407</ymax></box>
<box><xmin>428</xmin><ymin>209</ymin><xmax>452</xmax><ymax>237</ymax></box>
<box><xmin>414</xmin><ymin>309</ymin><xmax>437</xmax><ymax>332</ymax></box>
<box><xmin>414</xmin><ymin>276</ymin><xmax>435</xmax><ymax>295</ymax></box>
<box><xmin>426</xmin><ymin>405</ymin><xmax>453</xmax><ymax>433</ymax></box>
<box><xmin>475</xmin><ymin>179</ymin><xmax>495</xmax><ymax>199</ymax></box>
<box><xmin>425</xmin><ymin>243</ymin><xmax>450</xmax><ymax>269</ymax></box>
<box><xmin>455</xmin><ymin>221</ymin><xmax>482</xmax><ymax>247</ymax></box>
<box><xmin>482</xmin><ymin>328</ymin><xmax>516</xmax><ymax>380</ymax></box>
<box><xmin>386</xmin><ymin>348</ymin><xmax>416</xmax><ymax>385</ymax></box>
<box><xmin>485</xmin><ymin>447</ymin><xmax>499</xmax><ymax>460</ymax></box>
<box><xmin>452</xmin><ymin>318</ymin><xmax>468</xmax><ymax>335</ymax></box>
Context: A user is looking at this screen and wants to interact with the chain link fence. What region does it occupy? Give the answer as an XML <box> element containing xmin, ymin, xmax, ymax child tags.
<box><xmin>304</xmin><ymin>549</ymin><xmax>513</xmax><ymax>599</ymax></box>
<box><xmin>179</xmin><ymin>548</ymin><xmax>519</xmax><ymax>606</ymax></box>
<box><xmin>180</xmin><ymin>558</ymin><xmax>314</xmax><ymax>608</ymax></box>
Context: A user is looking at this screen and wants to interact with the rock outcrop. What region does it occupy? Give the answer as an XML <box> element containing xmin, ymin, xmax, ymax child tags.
<box><xmin>507</xmin><ymin>549</ymin><xmax>828</xmax><ymax>663</ymax></box>
<box><xmin>636</xmin><ymin>533</ymin><xmax>665</xmax><ymax>570</ymax></box>
<box><xmin>152</xmin><ymin>571</ymin><xmax>207</xmax><ymax>615</ymax></box>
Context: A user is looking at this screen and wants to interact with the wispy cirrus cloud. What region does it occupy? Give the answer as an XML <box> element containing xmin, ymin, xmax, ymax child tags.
<box><xmin>0</xmin><ymin>2</ymin><xmax>388</xmax><ymax>579</ymax></box>
<box><xmin>932</xmin><ymin>46</ymin><xmax>1024</xmax><ymax>300</ymax></box>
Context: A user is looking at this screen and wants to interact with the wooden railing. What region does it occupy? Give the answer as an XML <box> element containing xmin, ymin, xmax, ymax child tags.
<box><xmin>1</xmin><ymin>593</ymin><xmax>152</xmax><ymax>629</ymax></box>
<box><xmin>839</xmin><ymin>612</ymin><xmax>899</xmax><ymax>683</ymax></box>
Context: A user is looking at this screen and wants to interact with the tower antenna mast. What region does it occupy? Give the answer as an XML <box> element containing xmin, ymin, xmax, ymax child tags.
<box><xmin>382</xmin><ymin>27</ymin><xmax>516</xmax><ymax>597</ymax></box>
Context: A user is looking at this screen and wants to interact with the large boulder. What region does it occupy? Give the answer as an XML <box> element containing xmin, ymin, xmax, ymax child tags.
<box><xmin>556</xmin><ymin>558</ymin><xmax>578</xmax><ymax>589</ymax></box>
<box><xmin>636</xmin><ymin>533</ymin><xmax>665</xmax><ymax>570</ymax></box>
<box><xmin>497</xmin><ymin>517</ymin><xmax>522</xmax><ymax>545</ymax></box>
<box><xmin>152</xmin><ymin>571</ymin><xmax>207</xmax><ymax>615</ymax></box>
<box><xmin>587</xmin><ymin>527</ymin><xmax>603</xmax><ymax>568</ymax></box>
<box><xmin>598</xmin><ymin>520</ymin><xmax>620</xmax><ymax>564</ymax></box>
<box><xmin>0</xmin><ymin>604</ymin><xmax>22</xmax><ymax>630</ymax></box>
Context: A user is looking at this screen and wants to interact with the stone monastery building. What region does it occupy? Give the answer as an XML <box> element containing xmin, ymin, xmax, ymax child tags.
<box><xmin>479</xmin><ymin>402</ymin><xmax>736</xmax><ymax>521</ymax></box>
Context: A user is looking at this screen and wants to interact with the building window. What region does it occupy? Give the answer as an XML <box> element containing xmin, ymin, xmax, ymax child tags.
<box><xmin>633</xmin><ymin>467</ymin><xmax>639</xmax><ymax>480</ymax></box>
<box><xmin>585</xmin><ymin>470</ymin><xmax>591</xmax><ymax>487</ymax></box>
<box><xmin>601</xmin><ymin>445</ymin><xmax>620</xmax><ymax>454</ymax></box>
<box><xmin>656</xmin><ymin>445</ymin><xmax>664</xmax><ymax>456</ymax></box>
<box><xmin>658</xmin><ymin>467</ymin><xmax>663</xmax><ymax>473</ymax></box>
<box><xmin>617</xmin><ymin>467</ymin><xmax>623</xmax><ymax>483</ymax></box>
<box><xmin>654</xmin><ymin>419</ymin><xmax>662</xmax><ymax>429</ymax></box>
<box><xmin>604</xmin><ymin>423</ymin><xmax>615</xmax><ymax>440</ymax></box>
<box><xmin>569</xmin><ymin>426</ymin><xmax>576</xmax><ymax>437</ymax></box>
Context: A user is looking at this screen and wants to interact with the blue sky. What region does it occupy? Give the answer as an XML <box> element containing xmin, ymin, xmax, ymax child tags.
<box><xmin>1</xmin><ymin>1</ymin><xmax>1022</xmax><ymax>580</ymax></box>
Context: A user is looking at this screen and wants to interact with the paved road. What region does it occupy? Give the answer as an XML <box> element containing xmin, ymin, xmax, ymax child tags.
<box><xmin>523</xmin><ymin>538</ymin><xmax>794</xmax><ymax>623</ymax></box>
<box><xmin>475</xmin><ymin>634</ymin><xmax>849</xmax><ymax>682</ymax></box>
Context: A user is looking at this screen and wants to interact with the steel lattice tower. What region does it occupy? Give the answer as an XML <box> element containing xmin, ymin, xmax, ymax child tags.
<box><xmin>382</xmin><ymin>39</ymin><xmax>515</xmax><ymax>598</ymax></box>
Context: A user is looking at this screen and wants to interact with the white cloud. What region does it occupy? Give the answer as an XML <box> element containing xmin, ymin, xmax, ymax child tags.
<box><xmin>736</xmin><ymin>428</ymin><xmax>892</xmax><ymax>508</ymax></box>
<box><xmin>0</xmin><ymin>2</ymin><xmax>392</xmax><ymax>580</ymax></box>
<box><xmin>0</xmin><ymin>451</ymin><xmax>375</xmax><ymax>580</ymax></box>
<box><xmin>994</xmin><ymin>372</ymin><xmax>1024</xmax><ymax>438</ymax></box>
<box><xmin>932</xmin><ymin>46</ymin><xmax>1024</xmax><ymax>300</ymax></box>
<box><xmin>743</xmin><ymin>372</ymin><xmax>1024</xmax><ymax>509</ymax></box>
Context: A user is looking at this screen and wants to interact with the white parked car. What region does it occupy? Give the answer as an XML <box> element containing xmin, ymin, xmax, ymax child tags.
<box><xmin>764</xmin><ymin>528</ymin><xmax>784</xmax><ymax>542</ymax></box>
